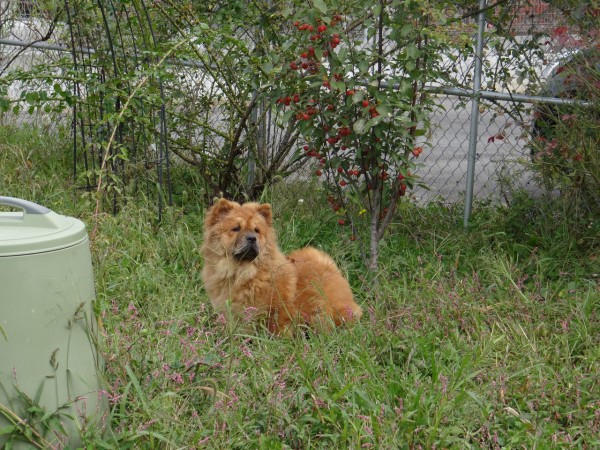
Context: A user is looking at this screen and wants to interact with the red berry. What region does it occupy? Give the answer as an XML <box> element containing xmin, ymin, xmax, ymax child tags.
<box><xmin>317</xmin><ymin>24</ymin><xmax>327</xmax><ymax>33</ymax></box>
<box><xmin>338</xmin><ymin>219</ymin><xmax>345</xmax><ymax>226</ymax></box>
<box><xmin>315</xmin><ymin>169</ymin><xmax>322</xmax><ymax>176</ymax></box>
<box><xmin>337</xmin><ymin>166</ymin><xmax>344</xmax><ymax>173</ymax></box>
<box><xmin>339</xmin><ymin>180</ymin><xmax>347</xmax><ymax>187</ymax></box>
<box><xmin>346</xmin><ymin>89</ymin><xmax>355</xmax><ymax>96</ymax></box>
<box><xmin>362</xmin><ymin>100</ymin><xmax>370</xmax><ymax>108</ymax></box>
<box><xmin>290</xmin><ymin>61</ymin><xmax>298</xmax><ymax>70</ymax></box>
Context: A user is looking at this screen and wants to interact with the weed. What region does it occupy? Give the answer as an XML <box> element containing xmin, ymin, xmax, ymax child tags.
<box><xmin>1</xmin><ymin>125</ymin><xmax>599</xmax><ymax>448</ymax></box>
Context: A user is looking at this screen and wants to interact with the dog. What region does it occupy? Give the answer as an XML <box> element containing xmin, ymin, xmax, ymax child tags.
<box><xmin>201</xmin><ymin>198</ymin><xmax>362</xmax><ymax>334</ymax></box>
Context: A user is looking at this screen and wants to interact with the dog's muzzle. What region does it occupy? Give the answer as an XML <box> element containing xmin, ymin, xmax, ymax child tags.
<box><xmin>233</xmin><ymin>234</ymin><xmax>259</xmax><ymax>262</ymax></box>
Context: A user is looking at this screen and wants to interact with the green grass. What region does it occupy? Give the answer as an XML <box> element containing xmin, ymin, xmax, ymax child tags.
<box><xmin>1</xmin><ymin>124</ymin><xmax>599</xmax><ymax>448</ymax></box>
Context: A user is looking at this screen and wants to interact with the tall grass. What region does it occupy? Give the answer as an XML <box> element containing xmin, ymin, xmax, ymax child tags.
<box><xmin>1</xmin><ymin>125</ymin><xmax>599</xmax><ymax>448</ymax></box>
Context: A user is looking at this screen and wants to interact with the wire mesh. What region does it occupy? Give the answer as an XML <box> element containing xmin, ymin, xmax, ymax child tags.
<box><xmin>0</xmin><ymin>0</ymin><xmax>597</xmax><ymax>218</ymax></box>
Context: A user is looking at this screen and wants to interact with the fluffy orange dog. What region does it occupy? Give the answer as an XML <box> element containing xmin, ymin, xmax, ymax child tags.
<box><xmin>201</xmin><ymin>199</ymin><xmax>362</xmax><ymax>334</ymax></box>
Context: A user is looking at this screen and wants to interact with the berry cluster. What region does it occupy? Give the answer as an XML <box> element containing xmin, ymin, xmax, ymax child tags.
<box><xmin>276</xmin><ymin>13</ymin><xmax>418</xmax><ymax>230</ymax></box>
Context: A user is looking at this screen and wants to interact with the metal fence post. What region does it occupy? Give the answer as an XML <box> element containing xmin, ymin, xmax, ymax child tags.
<box><xmin>464</xmin><ymin>0</ymin><xmax>487</xmax><ymax>227</ymax></box>
<box><xmin>248</xmin><ymin>91</ymin><xmax>259</xmax><ymax>191</ymax></box>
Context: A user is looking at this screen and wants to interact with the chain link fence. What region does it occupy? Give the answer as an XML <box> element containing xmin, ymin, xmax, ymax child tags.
<box><xmin>1</xmin><ymin>0</ymin><xmax>597</xmax><ymax>220</ymax></box>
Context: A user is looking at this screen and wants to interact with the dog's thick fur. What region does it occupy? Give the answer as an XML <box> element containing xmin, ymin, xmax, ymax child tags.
<box><xmin>201</xmin><ymin>199</ymin><xmax>362</xmax><ymax>334</ymax></box>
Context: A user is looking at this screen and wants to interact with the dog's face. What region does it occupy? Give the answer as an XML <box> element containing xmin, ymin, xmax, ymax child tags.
<box><xmin>203</xmin><ymin>199</ymin><xmax>274</xmax><ymax>263</ymax></box>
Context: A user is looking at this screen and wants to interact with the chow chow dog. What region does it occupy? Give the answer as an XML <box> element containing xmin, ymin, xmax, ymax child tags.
<box><xmin>201</xmin><ymin>198</ymin><xmax>362</xmax><ymax>334</ymax></box>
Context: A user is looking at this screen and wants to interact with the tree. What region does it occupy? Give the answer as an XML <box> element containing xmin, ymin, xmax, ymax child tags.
<box><xmin>272</xmin><ymin>0</ymin><xmax>462</xmax><ymax>269</ymax></box>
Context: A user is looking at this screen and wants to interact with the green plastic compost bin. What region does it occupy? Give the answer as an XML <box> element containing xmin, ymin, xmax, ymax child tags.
<box><xmin>0</xmin><ymin>197</ymin><xmax>106</xmax><ymax>448</ymax></box>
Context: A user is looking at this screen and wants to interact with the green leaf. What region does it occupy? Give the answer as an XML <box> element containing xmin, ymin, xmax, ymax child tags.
<box><xmin>376</xmin><ymin>104</ymin><xmax>390</xmax><ymax>117</ymax></box>
<box><xmin>331</xmin><ymin>81</ymin><xmax>345</xmax><ymax>91</ymax></box>
<box><xmin>33</xmin><ymin>380</ymin><xmax>46</xmax><ymax>404</ymax></box>
<box><xmin>0</xmin><ymin>425</ymin><xmax>17</xmax><ymax>436</ymax></box>
<box><xmin>358</xmin><ymin>60</ymin><xmax>369</xmax><ymax>74</ymax></box>
<box><xmin>352</xmin><ymin>91</ymin><xmax>364</xmax><ymax>103</ymax></box>
<box><xmin>0</xmin><ymin>98</ymin><xmax>10</xmax><ymax>113</ymax></box>
<box><xmin>406</xmin><ymin>45</ymin><xmax>420</xmax><ymax>59</ymax></box>
<box><xmin>282</xmin><ymin>109</ymin><xmax>295</xmax><ymax>123</ymax></box>
<box><xmin>373</xmin><ymin>4</ymin><xmax>382</xmax><ymax>18</ymax></box>
<box><xmin>400</xmin><ymin>23</ymin><xmax>414</xmax><ymax>37</ymax></box>
<box><xmin>400</xmin><ymin>82</ymin><xmax>413</xmax><ymax>96</ymax></box>
<box><xmin>25</xmin><ymin>92</ymin><xmax>38</xmax><ymax>104</ymax></box>
<box><xmin>365</xmin><ymin>115</ymin><xmax>384</xmax><ymax>129</ymax></box>
<box><xmin>313</xmin><ymin>0</ymin><xmax>328</xmax><ymax>14</ymax></box>
<box><xmin>262</xmin><ymin>62</ymin><xmax>273</xmax><ymax>74</ymax></box>
<box><xmin>353</xmin><ymin>118</ymin><xmax>367</xmax><ymax>134</ymax></box>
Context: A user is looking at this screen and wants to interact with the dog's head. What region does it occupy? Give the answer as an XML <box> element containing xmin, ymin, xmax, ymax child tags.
<box><xmin>203</xmin><ymin>198</ymin><xmax>274</xmax><ymax>262</ymax></box>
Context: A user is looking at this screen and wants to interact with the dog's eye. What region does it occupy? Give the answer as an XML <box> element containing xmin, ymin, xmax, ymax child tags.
<box><xmin>254</xmin><ymin>228</ymin><xmax>260</xmax><ymax>234</ymax></box>
<box><xmin>231</xmin><ymin>225</ymin><xmax>241</xmax><ymax>232</ymax></box>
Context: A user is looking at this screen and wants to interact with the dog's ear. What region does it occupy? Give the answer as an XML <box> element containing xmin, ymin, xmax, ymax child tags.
<box><xmin>256</xmin><ymin>203</ymin><xmax>273</xmax><ymax>226</ymax></box>
<box><xmin>205</xmin><ymin>198</ymin><xmax>236</xmax><ymax>227</ymax></box>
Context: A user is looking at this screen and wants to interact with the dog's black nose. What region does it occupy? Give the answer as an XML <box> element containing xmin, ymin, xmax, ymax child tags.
<box><xmin>246</xmin><ymin>235</ymin><xmax>257</xmax><ymax>244</ymax></box>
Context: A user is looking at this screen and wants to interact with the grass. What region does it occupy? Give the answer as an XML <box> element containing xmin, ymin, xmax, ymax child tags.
<box><xmin>1</xmin><ymin>124</ymin><xmax>599</xmax><ymax>448</ymax></box>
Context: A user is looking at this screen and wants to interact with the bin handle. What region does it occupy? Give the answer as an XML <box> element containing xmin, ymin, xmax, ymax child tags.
<box><xmin>0</xmin><ymin>197</ymin><xmax>51</xmax><ymax>214</ymax></box>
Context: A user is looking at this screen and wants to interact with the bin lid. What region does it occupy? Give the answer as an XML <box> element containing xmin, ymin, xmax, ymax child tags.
<box><xmin>0</xmin><ymin>197</ymin><xmax>88</xmax><ymax>256</ymax></box>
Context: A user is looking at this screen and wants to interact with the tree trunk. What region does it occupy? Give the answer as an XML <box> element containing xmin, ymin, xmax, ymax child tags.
<box><xmin>368</xmin><ymin>188</ymin><xmax>381</xmax><ymax>271</ymax></box>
